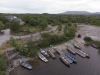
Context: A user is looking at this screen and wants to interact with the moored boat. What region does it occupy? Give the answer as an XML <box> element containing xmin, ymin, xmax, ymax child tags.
<box><xmin>19</xmin><ymin>60</ymin><xmax>33</xmax><ymax>70</ymax></box>
<box><xmin>73</xmin><ymin>43</ymin><xmax>81</xmax><ymax>49</ymax></box>
<box><xmin>91</xmin><ymin>43</ymin><xmax>99</xmax><ymax>49</ymax></box>
<box><xmin>78</xmin><ymin>50</ymin><xmax>90</xmax><ymax>58</ymax></box>
<box><xmin>75</xmin><ymin>50</ymin><xmax>86</xmax><ymax>58</ymax></box>
<box><xmin>59</xmin><ymin>55</ymin><xmax>70</xmax><ymax>66</ymax></box>
<box><xmin>47</xmin><ymin>50</ymin><xmax>56</xmax><ymax>59</ymax></box>
<box><xmin>40</xmin><ymin>49</ymin><xmax>49</xmax><ymax>57</ymax></box>
<box><xmin>65</xmin><ymin>53</ymin><xmax>77</xmax><ymax>63</ymax></box>
<box><xmin>38</xmin><ymin>53</ymin><xmax>48</xmax><ymax>62</ymax></box>
<box><xmin>65</xmin><ymin>45</ymin><xmax>76</xmax><ymax>55</ymax></box>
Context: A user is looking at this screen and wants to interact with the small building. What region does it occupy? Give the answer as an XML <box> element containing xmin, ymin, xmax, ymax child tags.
<box><xmin>5</xmin><ymin>16</ymin><xmax>24</xmax><ymax>25</ymax></box>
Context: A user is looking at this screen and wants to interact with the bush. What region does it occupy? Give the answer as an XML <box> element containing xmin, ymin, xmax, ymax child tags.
<box><xmin>84</xmin><ymin>37</ymin><xmax>92</xmax><ymax>42</ymax></box>
<box><xmin>0</xmin><ymin>56</ymin><xmax>7</xmax><ymax>75</ymax></box>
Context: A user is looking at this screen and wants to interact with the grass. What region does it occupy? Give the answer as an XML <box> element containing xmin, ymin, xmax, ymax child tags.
<box><xmin>0</xmin><ymin>36</ymin><xmax>35</xmax><ymax>54</ymax></box>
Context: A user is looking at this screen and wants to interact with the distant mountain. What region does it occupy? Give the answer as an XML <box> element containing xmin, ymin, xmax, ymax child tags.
<box><xmin>60</xmin><ymin>11</ymin><xmax>100</xmax><ymax>15</ymax></box>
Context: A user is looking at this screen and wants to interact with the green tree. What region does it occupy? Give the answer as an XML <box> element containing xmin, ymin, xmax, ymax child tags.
<box><xmin>0</xmin><ymin>21</ymin><xmax>4</xmax><ymax>32</ymax></box>
<box><xmin>22</xmin><ymin>14</ymin><xmax>30</xmax><ymax>23</ymax></box>
<box><xmin>39</xmin><ymin>20</ymin><xmax>47</xmax><ymax>30</ymax></box>
<box><xmin>0</xmin><ymin>56</ymin><xmax>7</xmax><ymax>75</ymax></box>
<box><xmin>58</xmin><ymin>24</ymin><xmax>62</xmax><ymax>32</ymax></box>
<box><xmin>9</xmin><ymin>21</ymin><xmax>20</xmax><ymax>33</ymax></box>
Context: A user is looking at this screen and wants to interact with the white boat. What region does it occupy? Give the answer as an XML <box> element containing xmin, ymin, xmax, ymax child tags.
<box><xmin>73</xmin><ymin>43</ymin><xmax>81</xmax><ymax>49</ymax></box>
<box><xmin>78</xmin><ymin>50</ymin><xmax>90</xmax><ymax>58</ymax></box>
<box><xmin>19</xmin><ymin>60</ymin><xmax>33</xmax><ymax>70</ymax></box>
<box><xmin>40</xmin><ymin>49</ymin><xmax>49</xmax><ymax>57</ymax></box>
<box><xmin>38</xmin><ymin>53</ymin><xmax>48</xmax><ymax>62</ymax></box>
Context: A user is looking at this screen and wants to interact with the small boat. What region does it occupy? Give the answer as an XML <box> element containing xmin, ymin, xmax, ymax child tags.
<box><xmin>19</xmin><ymin>60</ymin><xmax>33</xmax><ymax>70</ymax></box>
<box><xmin>73</xmin><ymin>43</ymin><xmax>81</xmax><ymax>49</ymax></box>
<box><xmin>67</xmin><ymin>46</ymin><xmax>76</xmax><ymax>55</ymax></box>
<box><xmin>91</xmin><ymin>43</ymin><xmax>99</xmax><ymax>49</ymax></box>
<box><xmin>40</xmin><ymin>49</ymin><xmax>49</xmax><ymax>57</ymax></box>
<box><xmin>38</xmin><ymin>53</ymin><xmax>48</xmax><ymax>62</ymax></box>
<box><xmin>65</xmin><ymin>53</ymin><xmax>77</xmax><ymax>63</ymax></box>
<box><xmin>47</xmin><ymin>50</ymin><xmax>56</xmax><ymax>59</ymax></box>
<box><xmin>78</xmin><ymin>50</ymin><xmax>90</xmax><ymax>58</ymax></box>
<box><xmin>59</xmin><ymin>55</ymin><xmax>70</xmax><ymax>66</ymax></box>
<box><xmin>75</xmin><ymin>50</ymin><xmax>86</xmax><ymax>58</ymax></box>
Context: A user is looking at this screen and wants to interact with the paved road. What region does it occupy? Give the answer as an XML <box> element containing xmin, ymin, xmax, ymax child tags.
<box><xmin>0</xmin><ymin>26</ymin><xmax>57</xmax><ymax>46</ymax></box>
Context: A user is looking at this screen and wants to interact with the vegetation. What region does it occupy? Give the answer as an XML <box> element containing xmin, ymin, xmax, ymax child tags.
<box><xmin>0</xmin><ymin>21</ymin><xmax>4</xmax><ymax>32</ymax></box>
<box><xmin>84</xmin><ymin>36</ymin><xmax>100</xmax><ymax>48</ymax></box>
<box><xmin>9</xmin><ymin>21</ymin><xmax>21</xmax><ymax>33</ymax></box>
<box><xmin>0</xmin><ymin>55</ymin><xmax>8</xmax><ymax>75</ymax></box>
<box><xmin>38</xmin><ymin>23</ymin><xmax>77</xmax><ymax>48</ymax></box>
<box><xmin>15</xmin><ymin>38</ymin><xmax>38</xmax><ymax>57</ymax></box>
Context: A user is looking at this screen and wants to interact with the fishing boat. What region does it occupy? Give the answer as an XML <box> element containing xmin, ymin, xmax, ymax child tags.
<box><xmin>78</xmin><ymin>50</ymin><xmax>90</xmax><ymax>58</ymax></box>
<box><xmin>38</xmin><ymin>53</ymin><xmax>48</xmax><ymax>62</ymax></box>
<box><xmin>91</xmin><ymin>43</ymin><xmax>99</xmax><ymax>49</ymax></box>
<box><xmin>66</xmin><ymin>45</ymin><xmax>76</xmax><ymax>55</ymax></box>
<box><xmin>47</xmin><ymin>50</ymin><xmax>56</xmax><ymax>59</ymax></box>
<box><xmin>19</xmin><ymin>60</ymin><xmax>33</xmax><ymax>70</ymax></box>
<box><xmin>65</xmin><ymin>53</ymin><xmax>77</xmax><ymax>63</ymax></box>
<box><xmin>40</xmin><ymin>49</ymin><xmax>49</xmax><ymax>57</ymax></box>
<box><xmin>73</xmin><ymin>43</ymin><xmax>81</xmax><ymax>49</ymax></box>
<box><xmin>59</xmin><ymin>55</ymin><xmax>70</xmax><ymax>66</ymax></box>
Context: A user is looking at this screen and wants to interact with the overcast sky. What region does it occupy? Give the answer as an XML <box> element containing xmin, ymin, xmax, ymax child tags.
<box><xmin>0</xmin><ymin>0</ymin><xmax>100</xmax><ymax>14</ymax></box>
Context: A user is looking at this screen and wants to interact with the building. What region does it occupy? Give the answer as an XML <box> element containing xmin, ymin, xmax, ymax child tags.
<box><xmin>5</xmin><ymin>16</ymin><xmax>24</xmax><ymax>25</ymax></box>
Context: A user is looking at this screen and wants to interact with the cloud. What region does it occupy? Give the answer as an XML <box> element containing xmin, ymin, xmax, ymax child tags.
<box><xmin>0</xmin><ymin>0</ymin><xmax>100</xmax><ymax>13</ymax></box>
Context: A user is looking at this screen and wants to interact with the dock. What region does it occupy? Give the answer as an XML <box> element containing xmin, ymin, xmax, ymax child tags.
<box><xmin>54</xmin><ymin>48</ymin><xmax>63</xmax><ymax>55</ymax></box>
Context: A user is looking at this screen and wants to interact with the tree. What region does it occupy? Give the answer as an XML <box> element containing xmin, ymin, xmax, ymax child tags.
<box><xmin>22</xmin><ymin>14</ymin><xmax>30</xmax><ymax>23</ymax></box>
<box><xmin>9</xmin><ymin>21</ymin><xmax>20</xmax><ymax>33</ymax></box>
<box><xmin>0</xmin><ymin>15</ymin><xmax>9</xmax><ymax>24</ymax></box>
<box><xmin>0</xmin><ymin>56</ymin><xmax>7</xmax><ymax>75</ymax></box>
<box><xmin>0</xmin><ymin>21</ymin><xmax>4</xmax><ymax>32</ymax></box>
<box><xmin>39</xmin><ymin>20</ymin><xmax>48</xmax><ymax>30</ymax></box>
<box><xmin>58</xmin><ymin>24</ymin><xmax>62</xmax><ymax>32</ymax></box>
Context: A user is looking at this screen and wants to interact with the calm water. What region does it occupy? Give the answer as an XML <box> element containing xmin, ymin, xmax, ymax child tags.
<box><xmin>10</xmin><ymin>45</ymin><xmax>100</xmax><ymax>75</ymax></box>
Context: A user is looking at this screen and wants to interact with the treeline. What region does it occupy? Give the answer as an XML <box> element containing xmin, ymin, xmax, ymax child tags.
<box><xmin>1</xmin><ymin>14</ymin><xmax>100</xmax><ymax>33</ymax></box>
<box><xmin>21</xmin><ymin>14</ymin><xmax>100</xmax><ymax>26</ymax></box>
<box><xmin>0</xmin><ymin>55</ymin><xmax>8</xmax><ymax>75</ymax></box>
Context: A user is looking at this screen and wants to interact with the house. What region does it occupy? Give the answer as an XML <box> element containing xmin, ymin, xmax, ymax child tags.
<box><xmin>5</xmin><ymin>16</ymin><xmax>24</xmax><ymax>25</ymax></box>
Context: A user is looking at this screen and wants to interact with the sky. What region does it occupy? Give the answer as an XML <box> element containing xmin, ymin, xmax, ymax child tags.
<box><xmin>0</xmin><ymin>0</ymin><xmax>100</xmax><ymax>14</ymax></box>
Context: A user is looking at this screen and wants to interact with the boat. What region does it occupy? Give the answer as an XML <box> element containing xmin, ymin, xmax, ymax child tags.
<box><xmin>40</xmin><ymin>49</ymin><xmax>49</xmax><ymax>57</ymax></box>
<box><xmin>65</xmin><ymin>53</ymin><xmax>77</xmax><ymax>63</ymax></box>
<box><xmin>19</xmin><ymin>60</ymin><xmax>33</xmax><ymax>70</ymax></box>
<box><xmin>59</xmin><ymin>55</ymin><xmax>70</xmax><ymax>66</ymax></box>
<box><xmin>91</xmin><ymin>43</ymin><xmax>99</xmax><ymax>49</ymax></box>
<box><xmin>47</xmin><ymin>50</ymin><xmax>56</xmax><ymax>59</ymax></box>
<box><xmin>38</xmin><ymin>53</ymin><xmax>48</xmax><ymax>62</ymax></box>
<box><xmin>78</xmin><ymin>50</ymin><xmax>90</xmax><ymax>58</ymax></box>
<box><xmin>66</xmin><ymin>46</ymin><xmax>76</xmax><ymax>55</ymax></box>
<box><xmin>75</xmin><ymin>50</ymin><xmax>86</xmax><ymax>58</ymax></box>
<box><xmin>64</xmin><ymin>55</ymin><xmax>73</xmax><ymax>64</ymax></box>
<box><xmin>73</xmin><ymin>43</ymin><xmax>81</xmax><ymax>49</ymax></box>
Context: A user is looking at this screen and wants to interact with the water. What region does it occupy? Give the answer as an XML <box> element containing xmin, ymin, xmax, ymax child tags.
<box><xmin>10</xmin><ymin>45</ymin><xmax>100</xmax><ymax>75</ymax></box>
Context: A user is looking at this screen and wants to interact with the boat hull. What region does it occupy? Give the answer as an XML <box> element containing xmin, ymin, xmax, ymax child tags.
<box><xmin>59</xmin><ymin>55</ymin><xmax>70</xmax><ymax>66</ymax></box>
<box><xmin>20</xmin><ymin>60</ymin><xmax>33</xmax><ymax>70</ymax></box>
<box><xmin>65</xmin><ymin>53</ymin><xmax>77</xmax><ymax>63</ymax></box>
<box><xmin>91</xmin><ymin>43</ymin><xmax>99</xmax><ymax>49</ymax></box>
<box><xmin>47</xmin><ymin>50</ymin><xmax>56</xmax><ymax>59</ymax></box>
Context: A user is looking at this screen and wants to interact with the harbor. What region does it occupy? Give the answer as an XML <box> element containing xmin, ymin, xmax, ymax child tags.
<box><xmin>9</xmin><ymin>45</ymin><xmax>100</xmax><ymax>75</ymax></box>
